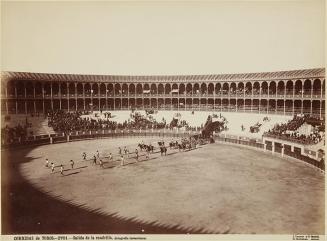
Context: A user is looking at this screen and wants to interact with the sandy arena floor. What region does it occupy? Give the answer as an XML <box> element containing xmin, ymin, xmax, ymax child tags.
<box><xmin>1</xmin><ymin>137</ymin><xmax>325</xmax><ymax>234</ymax></box>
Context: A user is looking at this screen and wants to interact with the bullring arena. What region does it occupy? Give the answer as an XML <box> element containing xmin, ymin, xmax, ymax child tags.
<box><xmin>1</xmin><ymin>69</ymin><xmax>325</xmax><ymax>234</ymax></box>
<box><xmin>2</xmin><ymin>136</ymin><xmax>325</xmax><ymax>234</ymax></box>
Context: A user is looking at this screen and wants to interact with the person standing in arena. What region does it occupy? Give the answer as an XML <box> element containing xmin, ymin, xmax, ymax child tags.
<box><xmin>70</xmin><ymin>159</ymin><xmax>74</xmax><ymax>169</ymax></box>
<box><xmin>120</xmin><ymin>154</ymin><xmax>125</xmax><ymax>166</ymax></box>
<box><xmin>93</xmin><ymin>155</ymin><xmax>97</xmax><ymax>165</ymax></box>
<box><xmin>51</xmin><ymin>162</ymin><xmax>55</xmax><ymax>173</ymax></box>
<box><xmin>161</xmin><ymin>144</ymin><xmax>167</xmax><ymax>156</ymax></box>
<box><xmin>141</xmin><ymin>140</ymin><xmax>144</xmax><ymax>150</ymax></box>
<box><xmin>118</xmin><ymin>147</ymin><xmax>122</xmax><ymax>156</ymax></box>
<box><xmin>96</xmin><ymin>150</ymin><xmax>100</xmax><ymax>159</ymax></box>
<box><xmin>108</xmin><ymin>152</ymin><xmax>113</xmax><ymax>161</ymax></box>
<box><xmin>45</xmin><ymin>158</ymin><xmax>49</xmax><ymax>168</ymax></box>
<box><xmin>99</xmin><ymin>159</ymin><xmax>104</xmax><ymax>168</ymax></box>
<box><xmin>135</xmin><ymin>148</ymin><xmax>139</xmax><ymax>162</ymax></box>
<box><xmin>160</xmin><ymin>145</ymin><xmax>164</xmax><ymax>156</ymax></box>
<box><xmin>124</xmin><ymin>146</ymin><xmax>129</xmax><ymax>158</ymax></box>
<box><xmin>60</xmin><ymin>164</ymin><xmax>64</xmax><ymax>175</ymax></box>
<box><xmin>82</xmin><ymin>152</ymin><xmax>87</xmax><ymax>160</ymax></box>
<box><xmin>146</xmin><ymin>146</ymin><xmax>150</xmax><ymax>159</ymax></box>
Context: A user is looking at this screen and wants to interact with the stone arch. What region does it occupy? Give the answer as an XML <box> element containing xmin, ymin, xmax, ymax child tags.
<box><xmin>277</xmin><ymin>81</ymin><xmax>285</xmax><ymax>95</ymax></box>
<box><xmin>115</xmin><ymin>98</ymin><xmax>121</xmax><ymax>109</ymax></box>
<box><xmin>193</xmin><ymin>83</ymin><xmax>199</xmax><ymax>94</ymax></box>
<box><xmin>158</xmin><ymin>84</ymin><xmax>164</xmax><ymax>95</ymax></box>
<box><xmin>151</xmin><ymin>98</ymin><xmax>157</xmax><ymax>108</ymax></box>
<box><xmin>35</xmin><ymin>82</ymin><xmax>42</xmax><ymax>96</ymax></box>
<box><xmin>92</xmin><ymin>83</ymin><xmax>99</xmax><ymax>95</ymax></box>
<box><xmin>114</xmin><ymin>83</ymin><xmax>121</xmax><ymax>95</ymax></box>
<box><xmin>26</xmin><ymin>82</ymin><xmax>34</xmax><ymax>96</ymax></box>
<box><xmin>179</xmin><ymin>83</ymin><xmax>185</xmax><ymax>95</ymax></box>
<box><xmin>107</xmin><ymin>84</ymin><xmax>114</xmax><ymax>95</ymax></box>
<box><xmin>52</xmin><ymin>82</ymin><xmax>59</xmax><ymax>95</ymax></box>
<box><xmin>122</xmin><ymin>84</ymin><xmax>128</xmax><ymax>95</ymax></box>
<box><xmin>303</xmin><ymin>79</ymin><xmax>311</xmax><ymax>95</ymax></box>
<box><xmin>158</xmin><ymin>98</ymin><xmax>164</xmax><ymax>108</ymax></box>
<box><xmin>277</xmin><ymin>99</ymin><xmax>284</xmax><ymax>113</ymax></box>
<box><xmin>129</xmin><ymin>84</ymin><xmax>135</xmax><ymax>94</ymax></box>
<box><xmin>237</xmin><ymin>82</ymin><xmax>244</xmax><ymax>95</ymax></box>
<box><xmin>84</xmin><ymin>83</ymin><xmax>91</xmax><ymax>95</ymax></box>
<box><xmin>245</xmin><ymin>82</ymin><xmax>252</xmax><ymax>95</ymax></box>
<box><xmin>7</xmin><ymin>80</ymin><xmax>15</xmax><ymax>96</ymax></box>
<box><xmin>165</xmin><ymin>84</ymin><xmax>171</xmax><ymax>94</ymax></box>
<box><xmin>215</xmin><ymin>83</ymin><xmax>221</xmax><ymax>94</ymax></box>
<box><xmin>100</xmin><ymin>83</ymin><xmax>106</xmax><ymax>95</ymax></box>
<box><xmin>200</xmin><ymin>83</ymin><xmax>207</xmax><ymax>94</ymax></box>
<box><xmin>294</xmin><ymin>100</ymin><xmax>302</xmax><ymax>114</ymax></box>
<box><xmin>286</xmin><ymin>80</ymin><xmax>293</xmax><ymax>95</ymax></box>
<box><xmin>312</xmin><ymin>100</ymin><xmax>320</xmax><ymax>115</ymax></box>
<box><xmin>76</xmin><ymin>83</ymin><xmax>82</xmax><ymax>95</ymax></box>
<box><xmin>237</xmin><ymin>99</ymin><xmax>244</xmax><ymax>109</ymax></box>
<box><xmin>268</xmin><ymin>99</ymin><xmax>276</xmax><ymax>112</ymax></box>
<box><xmin>253</xmin><ymin>82</ymin><xmax>260</xmax><ymax>95</ymax></box>
<box><xmin>171</xmin><ymin>84</ymin><xmax>178</xmax><ymax>94</ymax></box>
<box><xmin>269</xmin><ymin>81</ymin><xmax>276</xmax><ymax>95</ymax></box>
<box><xmin>60</xmin><ymin>83</ymin><xmax>68</xmax><ymax>95</ymax></box>
<box><xmin>294</xmin><ymin>80</ymin><xmax>302</xmax><ymax>95</ymax></box>
<box><xmin>260</xmin><ymin>99</ymin><xmax>268</xmax><ymax>112</ymax></box>
<box><xmin>222</xmin><ymin>83</ymin><xmax>229</xmax><ymax>94</ymax></box>
<box><xmin>285</xmin><ymin>100</ymin><xmax>293</xmax><ymax>114</ymax></box>
<box><xmin>186</xmin><ymin>83</ymin><xmax>192</xmax><ymax>95</ymax></box>
<box><xmin>303</xmin><ymin>100</ymin><xmax>311</xmax><ymax>114</ymax></box>
<box><xmin>230</xmin><ymin>83</ymin><xmax>236</xmax><ymax>94</ymax></box>
<box><xmin>44</xmin><ymin>82</ymin><xmax>51</xmax><ymax>95</ymax></box>
<box><xmin>16</xmin><ymin>81</ymin><xmax>25</xmax><ymax>96</ymax></box>
<box><xmin>151</xmin><ymin>83</ymin><xmax>157</xmax><ymax>94</ymax></box>
<box><xmin>144</xmin><ymin>83</ymin><xmax>150</xmax><ymax>91</ymax></box>
<box><xmin>261</xmin><ymin>82</ymin><xmax>268</xmax><ymax>95</ymax></box>
<box><xmin>172</xmin><ymin>98</ymin><xmax>178</xmax><ymax>108</ymax></box>
<box><xmin>208</xmin><ymin>83</ymin><xmax>214</xmax><ymax>95</ymax></box>
<box><xmin>122</xmin><ymin>98</ymin><xmax>129</xmax><ymax>108</ymax></box>
<box><xmin>313</xmin><ymin>79</ymin><xmax>321</xmax><ymax>95</ymax></box>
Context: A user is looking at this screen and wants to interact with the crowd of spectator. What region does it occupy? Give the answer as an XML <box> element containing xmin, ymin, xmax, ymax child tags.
<box><xmin>265</xmin><ymin>114</ymin><xmax>325</xmax><ymax>145</ymax></box>
<box><xmin>48</xmin><ymin>110</ymin><xmax>124</xmax><ymax>133</ymax></box>
<box><xmin>47</xmin><ymin>110</ymin><xmax>202</xmax><ymax>134</ymax></box>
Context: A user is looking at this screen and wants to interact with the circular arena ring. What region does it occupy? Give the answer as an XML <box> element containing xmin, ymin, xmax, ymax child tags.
<box><xmin>1</xmin><ymin>133</ymin><xmax>324</xmax><ymax>234</ymax></box>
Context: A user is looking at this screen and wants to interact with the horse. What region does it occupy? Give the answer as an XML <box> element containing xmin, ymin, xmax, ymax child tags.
<box><xmin>169</xmin><ymin>141</ymin><xmax>176</xmax><ymax>149</ymax></box>
<box><xmin>149</xmin><ymin>144</ymin><xmax>154</xmax><ymax>153</ymax></box>
<box><xmin>158</xmin><ymin>141</ymin><xmax>165</xmax><ymax>146</ymax></box>
<box><xmin>178</xmin><ymin>142</ymin><xmax>186</xmax><ymax>152</ymax></box>
<box><xmin>138</xmin><ymin>143</ymin><xmax>147</xmax><ymax>151</ymax></box>
<box><xmin>169</xmin><ymin>141</ymin><xmax>181</xmax><ymax>149</ymax></box>
<box><xmin>160</xmin><ymin>146</ymin><xmax>167</xmax><ymax>156</ymax></box>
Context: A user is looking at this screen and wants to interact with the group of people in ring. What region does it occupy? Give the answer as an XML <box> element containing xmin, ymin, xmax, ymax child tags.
<box><xmin>46</xmin><ymin>137</ymin><xmax>193</xmax><ymax>174</ymax></box>
<box><xmin>45</xmin><ymin>158</ymin><xmax>75</xmax><ymax>175</ymax></box>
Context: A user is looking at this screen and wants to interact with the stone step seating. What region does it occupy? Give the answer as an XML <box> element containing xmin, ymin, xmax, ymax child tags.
<box><xmin>32</xmin><ymin>118</ymin><xmax>56</xmax><ymax>136</ymax></box>
<box><xmin>1</xmin><ymin>114</ymin><xmax>55</xmax><ymax>136</ymax></box>
<box><xmin>1</xmin><ymin>114</ymin><xmax>28</xmax><ymax>128</ymax></box>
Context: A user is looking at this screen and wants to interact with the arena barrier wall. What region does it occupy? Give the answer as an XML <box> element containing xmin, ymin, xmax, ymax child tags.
<box><xmin>2</xmin><ymin>129</ymin><xmax>324</xmax><ymax>171</ymax></box>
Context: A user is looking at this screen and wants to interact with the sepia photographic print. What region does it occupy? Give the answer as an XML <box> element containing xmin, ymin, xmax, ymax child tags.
<box><xmin>1</xmin><ymin>1</ymin><xmax>325</xmax><ymax>240</ymax></box>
